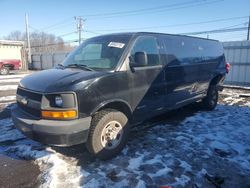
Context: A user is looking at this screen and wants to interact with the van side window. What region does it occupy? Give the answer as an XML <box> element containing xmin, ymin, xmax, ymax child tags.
<box><xmin>164</xmin><ymin>37</ymin><xmax>198</xmax><ymax>66</ymax></box>
<box><xmin>131</xmin><ymin>36</ymin><xmax>160</xmax><ymax>66</ymax></box>
<box><xmin>164</xmin><ymin>36</ymin><xmax>224</xmax><ymax>66</ymax></box>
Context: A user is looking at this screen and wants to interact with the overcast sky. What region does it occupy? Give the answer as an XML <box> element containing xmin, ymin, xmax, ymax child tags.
<box><xmin>0</xmin><ymin>0</ymin><xmax>249</xmax><ymax>43</ymax></box>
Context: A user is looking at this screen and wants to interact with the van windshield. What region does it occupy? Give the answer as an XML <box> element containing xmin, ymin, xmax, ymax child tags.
<box><xmin>63</xmin><ymin>34</ymin><xmax>131</xmax><ymax>71</ymax></box>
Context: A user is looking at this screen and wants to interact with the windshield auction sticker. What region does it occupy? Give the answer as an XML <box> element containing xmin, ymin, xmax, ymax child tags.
<box><xmin>108</xmin><ymin>42</ymin><xmax>125</xmax><ymax>48</ymax></box>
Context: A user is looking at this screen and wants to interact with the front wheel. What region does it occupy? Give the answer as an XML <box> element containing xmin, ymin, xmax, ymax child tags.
<box><xmin>0</xmin><ymin>67</ymin><xmax>9</xmax><ymax>75</ymax></box>
<box><xmin>86</xmin><ymin>109</ymin><xmax>130</xmax><ymax>160</ymax></box>
<box><xmin>202</xmin><ymin>85</ymin><xmax>218</xmax><ymax>110</ymax></box>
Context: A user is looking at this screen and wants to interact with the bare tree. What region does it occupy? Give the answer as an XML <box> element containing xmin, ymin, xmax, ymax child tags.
<box><xmin>4</xmin><ymin>30</ymin><xmax>75</xmax><ymax>53</ymax></box>
<box><xmin>4</xmin><ymin>31</ymin><xmax>25</xmax><ymax>41</ymax></box>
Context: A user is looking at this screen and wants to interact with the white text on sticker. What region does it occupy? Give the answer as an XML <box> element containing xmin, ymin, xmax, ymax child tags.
<box><xmin>108</xmin><ymin>42</ymin><xmax>125</xmax><ymax>48</ymax></box>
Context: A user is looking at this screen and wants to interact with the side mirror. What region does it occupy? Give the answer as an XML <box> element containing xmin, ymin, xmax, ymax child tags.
<box><xmin>130</xmin><ymin>51</ymin><xmax>148</xmax><ymax>68</ymax></box>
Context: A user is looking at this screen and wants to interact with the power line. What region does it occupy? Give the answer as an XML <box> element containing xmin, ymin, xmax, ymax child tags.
<box><xmin>57</xmin><ymin>31</ymin><xmax>77</xmax><ymax>38</ymax></box>
<box><xmin>82</xmin><ymin>0</ymin><xmax>201</xmax><ymax>17</ymax></box>
<box><xmin>82</xmin><ymin>0</ymin><xmax>222</xmax><ymax>19</ymax></box>
<box><xmin>24</xmin><ymin>0</ymin><xmax>223</xmax><ymax>36</ymax></box>
<box><xmin>40</xmin><ymin>30</ymin><xmax>99</xmax><ymax>39</ymax></box>
<box><xmin>30</xmin><ymin>39</ymin><xmax>79</xmax><ymax>48</ymax></box>
<box><xmin>29</xmin><ymin>19</ymin><xmax>75</xmax><ymax>33</ymax></box>
<box><xmin>29</xmin><ymin>25</ymin><xmax>41</xmax><ymax>32</ymax></box>
<box><xmin>180</xmin><ymin>27</ymin><xmax>248</xmax><ymax>35</ymax></box>
<box><xmin>31</xmin><ymin>16</ymin><xmax>248</xmax><ymax>39</ymax></box>
<box><xmin>22</xmin><ymin>0</ymin><xmax>224</xmax><ymax>36</ymax></box>
<box><xmin>219</xmin><ymin>22</ymin><xmax>248</xmax><ymax>30</ymax></box>
<box><xmin>92</xmin><ymin>0</ymin><xmax>223</xmax><ymax>19</ymax></box>
<box><xmin>28</xmin><ymin>26</ymin><xmax>77</xmax><ymax>39</ymax></box>
<box><xmin>30</xmin><ymin>26</ymin><xmax>248</xmax><ymax>49</ymax></box>
<box><xmin>39</xmin><ymin>17</ymin><xmax>74</xmax><ymax>31</ymax></box>
<box><xmin>94</xmin><ymin>16</ymin><xmax>249</xmax><ymax>32</ymax></box>
<box><xmin>84</xmin><ymin>30</ymin><xmax>102</xmax><ymax>35</ymax></box>
<box><xmin>29</xmin><ymin>25</ymin><xmax>249</xmax><ymax>49</ymax></box>
<box><xmin>43</xmin><ymin>21</ymin><xmax>75</xmax><ymax>32</ymax></box>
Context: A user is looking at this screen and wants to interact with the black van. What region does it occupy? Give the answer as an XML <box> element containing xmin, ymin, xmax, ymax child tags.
<box><xmin>12</xmin><ymin>32</ymin><xmax>228</xmax><ymax>159</ymax></box>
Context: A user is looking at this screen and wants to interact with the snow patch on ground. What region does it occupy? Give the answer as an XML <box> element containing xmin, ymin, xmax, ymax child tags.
<box><xmin>0</xmin><ymin>90</ymin><xmax>250</xmax><ymax>187</ymax></box>
<box><xmin>6</xmin><ymin>145</ymin><xmax>83</xmax><ymax>188</ymax></box>
<box><xmin>0</xmin><ymin>74</ymin><xmax>28</xmax><ymax>79</ymax></box>
<box><xmin>0</xmin><ymin>78</ymin><xmax>21</xmax><ymax>83</ymax></box>
<box><xmin>0</xmin><ymin>96</ymin><xmax>16</xmax><ymax>102</ymax></box>
<box><xmin>223</xmin><ymin>85</ymin><xmax>250</xmax><ymax>90</ymax></box>
<box><xmin>0</xmin><ymin>118</ymin><xmax>83</xmax><ymax>188</ymax></box>
<box><xmin>128</xmin><ymin>153</ymin><xmax>144</xmax><ymax>170</ymax></box>
<box><xmin>223</xmin><ymin>96</ymin><xmax>244</xmax><ymax>105</ymax></box>
<box><xmin>220</xmin><ymin>88</ymin><xmax>250</xmax><ymax>107</ymax></box>
<box><xmin>0</xmin><ymin>85</ymin><xmax>18</xmax><ymax>91</ymax></box>
<box><xmin>174</xmin><ymin>175</ymin><xmax>191</xmax><ymax>187</ymax></box>
<box><xmin>179</xmin><ymin>160</ymin><xmax>192</xmax><ymax>172</ymax></box>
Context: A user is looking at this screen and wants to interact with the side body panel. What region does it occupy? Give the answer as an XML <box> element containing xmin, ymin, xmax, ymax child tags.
<box><xmin>159</xmin><ymin>34</ymin><xmax>225</xmax><ymax>109</ymax></box>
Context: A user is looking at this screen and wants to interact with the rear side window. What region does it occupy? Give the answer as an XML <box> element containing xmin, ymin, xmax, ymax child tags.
<box><xmin>131</xmin><ymin>36</ymin><xmax>160</xmax><ymax>66</ymax></box>
<box><xmin>163</xmin><ymin>36</ymin><xmax>224</xmax><ymax>66</ymax></box>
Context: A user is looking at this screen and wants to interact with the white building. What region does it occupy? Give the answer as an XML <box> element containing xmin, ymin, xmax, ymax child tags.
<box><xmin>0</xmin><ymin>40</ymin><xmax>25</xmax><ymax>69</ymax></box>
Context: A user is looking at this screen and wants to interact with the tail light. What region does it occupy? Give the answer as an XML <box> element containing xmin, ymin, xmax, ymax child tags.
<box><xmin>226</xmin><ymin>63</ymin><xmax>230</xmax><ymax>74</ymax></box>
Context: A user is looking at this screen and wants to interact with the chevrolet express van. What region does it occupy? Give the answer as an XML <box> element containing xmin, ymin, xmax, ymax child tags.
<box><xmin>12</xmin><ymin>32</ymin><xmax>228</xmax><ymax>159</ymax></box>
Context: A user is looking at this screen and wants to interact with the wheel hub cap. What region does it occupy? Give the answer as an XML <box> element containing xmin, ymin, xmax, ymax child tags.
<box><xmin>101</xmin><ymin>120</ymin><xmax>123</xmax><ymax>150</ymax></box>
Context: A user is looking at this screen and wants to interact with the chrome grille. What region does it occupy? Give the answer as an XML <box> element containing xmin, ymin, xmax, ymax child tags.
<box><xmin>16</xmin><ymin>87</ymin><xmax>42</xmax><ymax>118</ymax></box>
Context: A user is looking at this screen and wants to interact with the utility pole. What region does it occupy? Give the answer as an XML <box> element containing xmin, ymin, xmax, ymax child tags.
<box><xmin>25</xmin><ymin>13</ymin><xmax>31</xmax><ymax>69</ymax></box>
<box><xmin>75</xmin><ymin>17</ymin><xmax>84</xmax><ymax>45</ymax></box>
<box><xmin>247</xmin><ymin>15</ymin><xmax>250</xmax><ymax>40</ymax></box>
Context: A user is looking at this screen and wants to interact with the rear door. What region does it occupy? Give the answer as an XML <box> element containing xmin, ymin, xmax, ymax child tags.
<box><xmin>127</xmin><ymin>35</ymin><xmax>165</xmax><ymax>122</ymax></box>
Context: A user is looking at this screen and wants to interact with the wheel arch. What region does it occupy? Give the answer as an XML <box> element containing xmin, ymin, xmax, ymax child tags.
<box><xmin>209</xmin><ymin>74</ymin><xmax>224</xmax><ymax>86</ymax></box>
<box><xmin>1</xmin><ymin>63</ymin><xmax>14</xmax><ymax>69</ymax></box>
<box><xmin>91</xmin><ymin>99</ymin><xmax>132</xmax><ymax>120</ymax></box>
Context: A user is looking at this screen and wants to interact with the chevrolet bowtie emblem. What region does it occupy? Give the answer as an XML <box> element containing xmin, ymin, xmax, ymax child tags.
<box><xmin>20</xmin><ymin>96</ymin><xmax>28</xmax><ymax>105</ymax></box>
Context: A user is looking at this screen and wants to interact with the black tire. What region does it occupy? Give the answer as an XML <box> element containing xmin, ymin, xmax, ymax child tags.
<box><xmin>202</xmin><ymin>85</ymin><xmax>218</xmax><ymax>110</ymax></box>
<box><xmin>86</xmin><ymin>109</ymin><xmax>130</xmax><ymax>160</ymax></box>
<box><xmin>0</xmin><ymin>67</ymin><xmax>9</xmax><ymax>75</ymax></box>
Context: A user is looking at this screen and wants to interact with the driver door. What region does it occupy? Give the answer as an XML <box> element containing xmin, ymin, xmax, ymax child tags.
<box><xmin>127</xmin><ymin>35</ymin><xmax>165</xmax><ymax>122</ymax></box>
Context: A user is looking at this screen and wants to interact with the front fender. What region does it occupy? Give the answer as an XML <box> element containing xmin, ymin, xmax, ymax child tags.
<box><xmin>90</xmin><ymin>99</ymin><xmax>132</xmax><ymax>117</ymax></box>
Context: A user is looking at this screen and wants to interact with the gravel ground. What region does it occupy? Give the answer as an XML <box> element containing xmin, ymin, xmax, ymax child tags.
<box><xmin>0</xmin><ymin>73</ymin><xmax>250</xmax><ymax>188</ymax></box>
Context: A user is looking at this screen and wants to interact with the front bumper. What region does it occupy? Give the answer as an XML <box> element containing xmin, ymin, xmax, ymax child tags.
<box><xmin>11</xmin><ymin>107</ymin><xmax>91</xmax><ymax>146</ymax></box>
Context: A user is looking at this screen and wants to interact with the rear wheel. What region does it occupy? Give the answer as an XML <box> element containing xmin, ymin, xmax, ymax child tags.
<box><xmin>86</xmin><ymin>109</ymin><xmax>130</xmax><ymax>160</ymax></box>
<box><xmin>0</xmin><ymin>67</ymin><xmax>9</xmax><ymax>75</ymax></box>
<box><xmin>202</xmin><ymin>85</ymin><xmax>218</xmax><ymax>110</ymax></box>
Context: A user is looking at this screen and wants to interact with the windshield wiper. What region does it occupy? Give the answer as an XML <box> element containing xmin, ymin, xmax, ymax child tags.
<box><xmin>65</xmin><ymin>64</ymin><xmax>94</xmax><ymax>71</ymax></box>
<box><xmin>56</xmin><ymin>63</ymin><xmax>65</xmax><ymax>68</ymax></box>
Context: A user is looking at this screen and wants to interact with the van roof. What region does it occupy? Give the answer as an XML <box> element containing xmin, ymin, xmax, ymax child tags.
<box><xmin>99</xmin><ymin>32</ymin><xmax>219</xmax><ymax>42</ymax></box>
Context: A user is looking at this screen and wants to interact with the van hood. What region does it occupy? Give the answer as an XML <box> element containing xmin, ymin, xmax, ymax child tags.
<box><xmin>19</xmin><ymin>68</ymin><xmax>106</xmax><ymax>93</ymax></box>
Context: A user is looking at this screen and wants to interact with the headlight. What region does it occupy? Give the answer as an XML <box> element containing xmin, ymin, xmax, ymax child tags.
<box><xmin>55</xmin><ymin>95</ymin><xmax>63</xmax><ymax>107</ymax></box>
<box><xmin>41</xmin><ymin>93</ymin><xmax>77</xmax><ymax>120</ymax></box>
